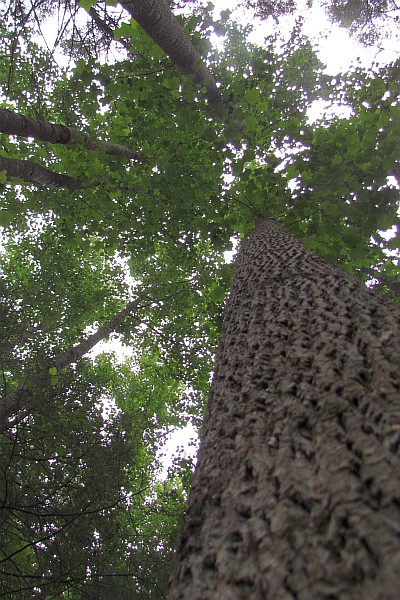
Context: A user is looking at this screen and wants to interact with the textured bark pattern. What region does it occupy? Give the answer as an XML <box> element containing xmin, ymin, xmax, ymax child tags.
<box><xmin>0</xmin><ymin>156</ymin><xmax>81</xmax><ymax>189</ymax></box>
<box><xmin>121</xmin><ymin>0</ymin><xmax>219</xmax><ymax>102</ymax></box>
<box><xmin>0</xmin><ymin>108</ymin><xmax>141</xmax><ymax>160</ymax></box>
<box><xmin>169</xmin><ymin>218</ymin><xmax>400</xmax><ymax>599</ymax></box>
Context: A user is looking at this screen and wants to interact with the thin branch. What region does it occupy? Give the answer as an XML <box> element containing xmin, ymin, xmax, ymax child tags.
<box><xmin>89</xmin><ymin>5</ymin><xmax>131</xmax><ymax>52</ymax></box>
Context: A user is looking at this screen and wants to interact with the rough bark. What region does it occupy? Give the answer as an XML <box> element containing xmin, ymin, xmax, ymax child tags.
<box><xmin>0</xmin><ymin>294</ymin><xmax>148</xmax><ymax>432</ymax></box>
<box><xmin>0</xmin><ymin>156</ymin><xmax>82</xmax><ymax>189</ymax></box>
<box><xmin>0</xmin><ymin>107</ymin><xmax>142</xmax><ymax>160</ymax></box>
<box><xmin>169</xmin><ymin>218</ymin><xmax>400</xmax><ymax>599</ymax></box>
<box><xmin>120</xmin><ymin>0</ymin><xmax>220</xmax><ymax>102</ymax></box>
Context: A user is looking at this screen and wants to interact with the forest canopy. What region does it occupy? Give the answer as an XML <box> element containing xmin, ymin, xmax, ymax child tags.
<box><xmin>0</xmin><ymin>0</ymin><xmax>399</xmax><ymax>597</ymax></box>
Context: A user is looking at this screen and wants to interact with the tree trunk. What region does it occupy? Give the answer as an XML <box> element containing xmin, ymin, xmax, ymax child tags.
<box><xmin>169</xmin><ymin>218</ymin><xmax>400</xmax><ymax>599</ymax></box>
<box><xmin>0</xmin><ymin>156</ymin><xmax>82</xmax><ymax>189</ymax></box>
<box><xmin>0</xmin><ymin>107</ymin><xmax>142</xmax><ymax>160</ymax></box>
<box><xmin>120</xmin><ymin>0</ymin><xmax>220</xmax><ymax>103</ymax></box>
<box><xmin>0</xmin><ymin>294</ymin><xmax>148</xmax><ymax>432</ymax></box>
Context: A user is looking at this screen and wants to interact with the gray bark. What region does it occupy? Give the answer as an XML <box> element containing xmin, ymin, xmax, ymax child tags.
<box><xmin>0</xmin><ymin>294</ymin><xmax>148</xmax><ymax>432</ymax></box>
<box><xmin>120</xmin><ymin>0</ymin><xmax>220</xmax><ymax>102</ymax></box>
<box><xmin>0</xmin><ymin>156</ymin><xmax>82</xmax><ymax>189</ymax></box>
<box><xmin>169</xmin><ymin>218</ymin><xmax>400</xmax><ymax>599</ymax></box>
<box><xmin>0</xmin><ymin>107</ymin><xmax>142</xmax><ymax>160</ymax></box>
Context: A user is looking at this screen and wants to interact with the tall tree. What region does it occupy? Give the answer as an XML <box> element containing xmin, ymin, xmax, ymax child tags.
<box><xmin>169</xmin><ymin>217</ymin><xmax>400</xmax><ymax>599</ymax></box>
<box><xmin>0</xmin><ymin>2</ymin><xmax>399</xmax><ymax>597</ymax></box>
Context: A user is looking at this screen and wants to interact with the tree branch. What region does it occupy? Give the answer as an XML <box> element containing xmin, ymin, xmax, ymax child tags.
<box><xmin>0</xmin><ymin>156</ymin><xmax>82</xmax><ymax>189</ymax></box>
<box><xmin>0</xmin><ymin>107</ymin><xmax>143</xmax><ymax>161</ymax></box>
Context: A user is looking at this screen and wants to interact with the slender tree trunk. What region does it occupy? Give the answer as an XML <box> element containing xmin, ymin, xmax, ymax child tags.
<box><xmin>53</xmin><ymin>296</ymin><xmax>147</xmax><ymax>370</ymax></box>
<box><xmin>120</xmin><ymin>0</ymin><xmax>220</xmax><ymax>103</ymax></box>
<box><xmin>169</xmin><ymin>218</ymin><xmax>400</xmax><ymax>599</ymax></box>
<box><xmin>0</xmin><ymin>108</ymin><xmax>142</xmax><ymax>160</ymax></box>
<box><xmin>0</xmin><ymin>156</ymin><xmax>82</xmax><ymax>189</ymax></box>
<box><xmin>0</xmin><ymin>294</ymin><xmax>148</xmax><ymax>432</ymax></box>
<box><xmin>89</xmin><ymin>6</ymin><xmax>132</xmax><ymax>52</ymax></box>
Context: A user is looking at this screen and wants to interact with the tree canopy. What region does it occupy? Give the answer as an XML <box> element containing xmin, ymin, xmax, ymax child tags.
<box><xmin>0</xmin><ymin>0</ymin><xmax>399</xmax><ymax>596</ymax></box>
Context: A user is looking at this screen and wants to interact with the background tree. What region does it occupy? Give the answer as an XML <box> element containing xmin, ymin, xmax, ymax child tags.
<box><xmin>0</xmin><ymin>107</ymin><xmax>142</xmax><ymax>159</ymax></box>
<box><xmin>118</xmin><ymin>0</ymin><xmax>220</xmax><ymax>101</ymax></box>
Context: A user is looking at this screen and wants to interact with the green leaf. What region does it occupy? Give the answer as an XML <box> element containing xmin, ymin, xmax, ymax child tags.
<box><xmin>220</xmin><ymin>264</ymin><xmax>234</xmax><ymax>285</ymax></box>
<box><xmin>302</xmin><ymin>170</ymin><xmax>313</xmax><ymax>183</ymax></box>
<box><xmin>244</xmin><ymin>88</ymin><xmax>261</xmax><ymax>106</ymax></box>
<box><xmin>0</xmin><ymin>211</ymin><xmax>12</xmax><ymax>227</ymax></box>
<box><xmin>232</xmin><ymin>158</ymin><xmax>245</xmax><ymax>176</ymax></box>
<box><xmin>78</xmin><ymin>0</ymin><xmax>95</xmax><ymax>12</ymax></box>
<box><xmin>209</xmin><ymin>285</ymin><xmax>226</xmax><ymax>303</ymax></box>
<box><xmin>242</xmin><ymin>115</ymin><xmax>258</xmax><ymax>132</ymax></box>
<box><xmin>114</xmin><ymin>20</ymin><xmax>138</xmax><ymax>40</ymax></box>
<box><xmin>332</xmin><ymin>154</ymin><xmax>343</xmax><ymax>165</ymax></box>
<box><xmin>50</xmin><ymin>375</ymin><xmax>59</xmax><ymax>386</ymax></box>
<box><xmin>73</xmin><ymin>58</ymin><xmax>86</xmax><ymax>75</ymax></box>
<box><xmin>285</xmin><ymin>164</ymin><xmax>299</xmax><ymax>180</ymax></box>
